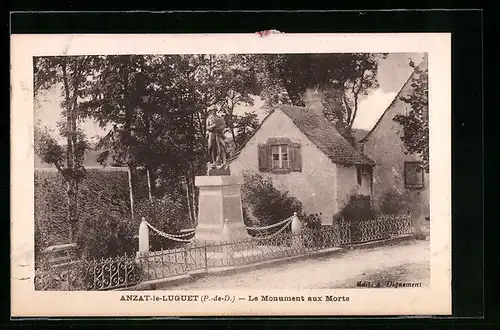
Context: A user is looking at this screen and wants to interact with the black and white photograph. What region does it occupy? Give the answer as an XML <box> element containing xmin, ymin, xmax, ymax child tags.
<box><xmin>11</xmin><ymin>33</ymin><xmax>451</xmax><ymax>316</ymax></box>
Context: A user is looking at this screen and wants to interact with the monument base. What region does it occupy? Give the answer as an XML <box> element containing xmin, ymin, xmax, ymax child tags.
<box><xmin>195</xmin><ymin>175</ymin><xmax>249</xmax><ymax>245</ymax></box>
<box><xmin>207</xmin><ymin>166</ymin><xmax>231</xmax><ymax>176</ymax></box>
<box><xmin>194</xmin><ymin>222</ymin><xmax>249</xmax><ymax>244</ymax></box>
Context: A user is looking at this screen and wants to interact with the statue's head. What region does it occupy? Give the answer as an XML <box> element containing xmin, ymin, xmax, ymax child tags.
<box><xmin>208</xmin><ymin>107</ymin><xmax>218</xmax><ymax>115</ymax></box>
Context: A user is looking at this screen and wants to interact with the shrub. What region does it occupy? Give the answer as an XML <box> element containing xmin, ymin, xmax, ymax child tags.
<box><xmin>34</xmin><ymin>221</ymin><xmax>50</xmax><ymax>269</ymax></box>
<box><xmin>302</xmin><ymin>213</ymin><xmax>323</xmax><ymax>230</ymax></box>
<box><xmin>334</xmin><ymin>194</ymin><xmax>373</xmax><ymax>223</ymax></box>
<box><xmin>241</xmin><ymin>172</ymin><xmax>303</xmax><ymax>236</ymax></box>
<box><xmin>302</xmin><ymin>213</ymin><xmax>332</xmax><ymax>249</ymax></box>
<box><xmin>34</xmin><ymin>170</ymin><xmax>72</xmax><ymax>246</ymax></box>
<box><xmin>76</xmin><ymin>208</ymin><xmax>136</xmax><ymax>260</ymax></box>
<box><xmin>242</xmin><ymin>206</ymin><xmax>253</xmax><ymax>227</ymax></box>
<box><xmin>332</xmin><ymin>194</ymin><xmax>374</xmax><ymax>242</ymax></box>
<box><xmin>242</xmin><ymin>206</ymin><xmax>268</xmax><ymax>238</ymax></box>
<box><xmin>378</xmin><ymin>188</ymin><xmax>413</xmax><ymax>215</ymax></box>
<box><xmin>134</xmin><ymin>196</ymin><xmax>190</xmax><ymax>250</ymax></box>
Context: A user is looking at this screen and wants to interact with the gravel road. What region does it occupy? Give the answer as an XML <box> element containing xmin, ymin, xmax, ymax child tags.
<box><xmin>167</xmin><ymin>239</ymin><xmax>430</xmax><ymax>290</ymax></box>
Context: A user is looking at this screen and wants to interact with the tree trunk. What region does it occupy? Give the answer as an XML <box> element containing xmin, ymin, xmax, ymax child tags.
<box><xmin>146</xmin><ymin>167</ymin><xmax>153</xmax><ymax>202</ymax></box>
<box><xmin>66</xmin><ymin>181</ymin><xmax>78</xmax><ymax>242</ymax></box>
<box><xmin>149</xmin><ymin>166</ymin><xmax>159</xmax><ymax>199</ymax></box>
<box><xmin>144</xmin><ymin>113</ymin><xmax>155</xmax><ymax>201</ymax></box>
<box><xmin>183</xmin><ymin>168</ymin><xmax>198</xmax><ymax>228</ymax></box>
<box><xmin>61</xmin><ymin>59</ymin><xmax>78</xmax><ymax>243</ymax></box>
<box><xmin>122</xmin><ymin>57</ymin><xmax>136</xmax><ymax>220</ymax></box>
<box><xmin>189</xmin><ymin>176</ymin><xmax>198</xmax><ymax>226</ymax></box>
<box><xmin>227</xmin><ymin>104</ymin><xmax>237</xmax><ymax>144</ymax></box>
<box><xmin>74</xmin><ymin>182</ymin><xmax>79</xmax><ymax>238</ymax></box>
<box><xmin>184</xmin><ymin>178</ymin><xmax>195</xmax><ymax>227</ymax></box>
<box><xmin>230</xmin><ymin>121</ymin><xmax>237</xmax><ymax>145</ymax></box>
<box><xmin>127</xmin><ymin>166</ymin><xmax>135</xmax><ymax>220</ymax></box>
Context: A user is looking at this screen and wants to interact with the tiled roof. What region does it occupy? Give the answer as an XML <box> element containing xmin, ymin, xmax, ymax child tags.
<box><xmin>278</xmin><ymin>105</ymin><xmax>374</xmax><ymax>165</ymax></box>
<box><xmin>351</xmin><ymin>128</ymin><xmax>369</xmax><ymax>142</ymax></box>
<box><xmin>228</xmin><ymin>105</ymin><xmax>374</xmax><ymax>166</ymax></box>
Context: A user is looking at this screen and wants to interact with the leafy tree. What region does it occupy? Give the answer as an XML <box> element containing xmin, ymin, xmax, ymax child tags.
<box><xmin>317</xmin><ymin>54</ymin><xmax>385</xmax><ymax>130</ymax></box>
<box><xmin>232</xmin><ymin>112</ymin><xmax>260</xmax><ymax>146</ymax></box>
<box><xmin>80</xmin><ymin>55</ymin><xmax>201</xmax><ymax>225</ymax></box>
<box><xmin>34</xmin><ymin>56</ymin><xmax>96</xmax><ymax>241</ymax></box>
<box><xmin>218</xmin><ymin>55</ymin><xmax>260</xmax><ymax>142</ymax></box>
<box><xmin>254</xmin><ymin>53</ymin><xmax>386</xmax><ymax>141</ymax></box>
<box><xmin>79</xmin><ymin>55</ymin><xmax>162</xmax><ymax>216</ymax></box>
<box><xmin>144</xmin><ymin>54</ymin><xmax>261</xmax><ymax>226</ymax></box>
<box><xmin>71</xmin><ymin>54</ymin><xmax>264</xmax><ymax>228</ymax></box>
<box><xmin>393</xmin><ymin>60</ymin><xmax>429</xmax><ymax>172</ymax></box>
<box><xmin>150</xmin><ymin>55</ymin><xmax>207</xmax><ymax>225</ymax></box>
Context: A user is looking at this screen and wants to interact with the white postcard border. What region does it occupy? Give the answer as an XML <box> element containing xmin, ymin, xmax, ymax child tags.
<box><xmin>10</xmin><ymin>33</ymin><xmax>452</xmax><ymax>317</ymax></box>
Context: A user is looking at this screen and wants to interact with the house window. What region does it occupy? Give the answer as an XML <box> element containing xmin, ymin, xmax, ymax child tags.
<box><xmin>271</xmin><ymin>145</ymin><xmax>291</xmax><ymax>169</ymax></box>
<box><xmin>258</xmin><ymin>138</ymin><xmax>301</xmax><ymax>174</ymax></box>
<box><xmin>404</xmin><ymin>161</ymin><xmax>424</xmax><ymax>189</ymax></box>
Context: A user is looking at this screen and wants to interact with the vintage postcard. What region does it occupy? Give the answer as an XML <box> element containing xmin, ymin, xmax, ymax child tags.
<box><xmin>11</xmin><ymin>33</ymin><xmax>451</xmax><ymax>317</ymax></box>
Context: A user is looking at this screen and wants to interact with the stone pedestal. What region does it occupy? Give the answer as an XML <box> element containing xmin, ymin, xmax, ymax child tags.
<box><xmin>207</xmin><ymin>166</ymin><xmax>231</xmax><ymax>176</ymax></box>
<box><xmin>195</xmin><ymin>175</ymin><xmax>248</xmax><ymax>244</ymax></box>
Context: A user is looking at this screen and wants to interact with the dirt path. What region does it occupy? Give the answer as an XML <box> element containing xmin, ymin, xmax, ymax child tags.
<box><xmin>168</xmin><ymin>239</ymin><xmax>430</xmax><ymax>290</ymax></box>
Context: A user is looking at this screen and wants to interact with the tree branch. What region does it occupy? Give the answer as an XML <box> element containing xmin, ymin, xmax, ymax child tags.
<box><xmin>349</xmin><ymin>72</ymin><xmax>365</xmax><ymax>129</ymax></box>
<box><xmin>60</xmin><ymin>59</ymin><xmax>75</xmax><ymax>171</ymax></box>
<box><xmin>71</xmin><ymin>56</ymin><xmax>88</xmax><ymax>112</ymax></box>
<box><xmin>53</xmin><ymin>162</ymin><xmax>68</xmax><ymax>181</ymax></box>
<box><xmin>342</xmin><ymin>89</ymin><xmax>352</xmax><ymax>125</ymax></box>
<box><xmin>70</xmin><ymin>56</ymin><xmax>89</xmax><ymax>167</ymax></box>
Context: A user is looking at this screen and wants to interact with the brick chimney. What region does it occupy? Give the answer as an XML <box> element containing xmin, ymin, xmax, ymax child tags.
<box><xmin>302</xmin><ymin>88</ymin><xmax>325</xmax><ymax>113</ymax></box>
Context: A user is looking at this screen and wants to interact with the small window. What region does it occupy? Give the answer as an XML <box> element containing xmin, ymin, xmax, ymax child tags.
<box><xmin>258</xmin><ymin>138</ymin><xmax>302</xmax><ymax>174</ymax></box>
<box><xmin>356</xmin><ymin>166</ymin><xmax>362</xmax><ymax>185</ymax></box>
<box><xmin>281</xmin><ymin>146</ymin><xmax>291</xmax><ymax>169</ymax></box>
<box><xmin>272</xmin><ymin>146</ymin><xmax>280</xmax><ymax>168</ymax></box>
<box><xmin>404</xmin><ymin>161</ymin><xmax>424</xmax><ymax>189</ymax></box>
<box><xmin>271</xmin><ymin>145</ymin><xmax>291</xmax><ymax>170</ymax></box>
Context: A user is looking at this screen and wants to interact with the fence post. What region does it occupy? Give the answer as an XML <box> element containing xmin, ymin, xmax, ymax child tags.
<box><xmin>138</xmin><ymin>217</ymin><xmax>150</xmax><ymax>257</ymax></box>
<box><xmin>406</xmin><ymin>214</ymin><xmax>412</xmax><ymax>235</ymax></box>
<box><xmin>291</xmin><ymin>212</ymin><xmax>303</xmax><ymax>250</ymax></box>
<box><xmin>204</xmin><ymin>241</ymin><xmax>208</xmax><ymax>272</ymax></box>
<box><xmin>222</xmin><ymin>219</ymin><xmax>232</xmax><ymax>263</ymax></box>
<box><xmin>347</xmin><ymin>220</ymin><xmax>352</xmax><ymax>245</ymax></box>
<box><xmin>183</xmin><ymin>245</ymin><xmax>188</xmax><ymax>273</ymax></box>
<box><xmin>291</xmin><ymin>212</ymin><xmax>301</xmax><ymax>233</ymax></box>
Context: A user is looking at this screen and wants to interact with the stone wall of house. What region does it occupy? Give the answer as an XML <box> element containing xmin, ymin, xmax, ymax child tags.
<box><xmin>230</xmin><ymin>108</ymin><xmax>341</xmax><ymax>225</ymax></box>
<box><xmin>362</xmin><ymin>68</ymin><xmax>430</xmax><ymax>227</ymax></box>
<box><xmin>336</xmin><ymin>164</ymin><xmax>373</xmax><ymax>210</ymax></box>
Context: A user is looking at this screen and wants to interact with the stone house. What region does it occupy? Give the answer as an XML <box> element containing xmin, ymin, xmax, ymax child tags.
<box><xmin>358</xmin><ymin>55</ymin><xmax>429</xmax><ymax>227</ymax></box>
<box><xmin>228</xmin><ymin>90</ymin><xmax>375</xmax><ymax>225</ymax></box>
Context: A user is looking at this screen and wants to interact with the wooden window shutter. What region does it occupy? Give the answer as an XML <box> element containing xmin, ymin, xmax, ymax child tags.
<box><xmin>258</xmin><ymin>144</ymin><xmax>270</xmax><ymax>171</ymax></box>
<box><xmin>292</xmin><ymin>143</ymin><xmax>302</xmax><ymax>172</ymax></box>
<box><xmin>404</xmin><ymin>161</ymin><xmax>424</xmax><ymax>189</ymax></box>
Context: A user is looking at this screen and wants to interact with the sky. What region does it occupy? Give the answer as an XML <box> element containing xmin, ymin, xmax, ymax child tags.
<box><xmin>352</xmin><ymin>52</ymin><xmax>425</xmax><ymax>130</ymax></box>
<box><xmin>35</xmin><ymin>52</ymin><xmax>424</xmax><ymax>143</ymax></box>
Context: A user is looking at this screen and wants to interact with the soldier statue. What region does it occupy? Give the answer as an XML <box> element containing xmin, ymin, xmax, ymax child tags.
<box><xmin>206</xmin><ymin>107</ymin><xmax>228</xmax><ymax>170</ymax></box>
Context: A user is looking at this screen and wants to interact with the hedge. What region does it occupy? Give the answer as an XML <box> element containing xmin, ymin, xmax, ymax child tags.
<box><xmin>34</xmin><ymin>167</ymin><xmax>149</xmax><ymax>248</ymax></box>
